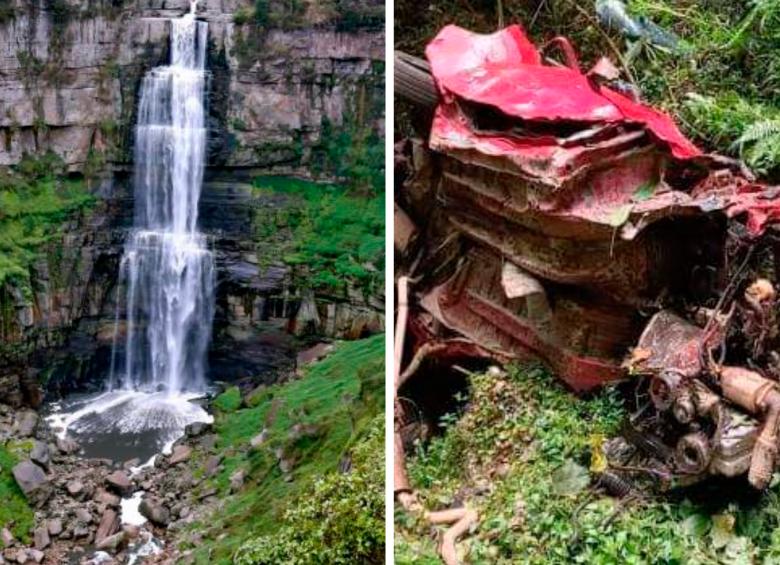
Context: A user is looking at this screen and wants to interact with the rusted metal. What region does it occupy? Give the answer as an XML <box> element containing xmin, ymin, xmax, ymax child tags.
<box><xmin>396</xmin><ymin>22</ymin><xmax>780</xmax><ymax>493</ymax></box>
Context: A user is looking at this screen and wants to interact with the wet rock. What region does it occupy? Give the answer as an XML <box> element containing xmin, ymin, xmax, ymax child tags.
<box><xmin>33</xmin><ymin>527</ymin><xmax>50</xmax><ymax>550</ymax></box>
<box><xmin>56</xmin><ymin>437</ymin><xmax>80</xmax><ymax>455</ymax></box>
<box><xmin>1</xmin><ymin>528</ymin><xmax>13</xmax><ymax>547</ymax></box>
<box><xmin>15</xmin><ymin>412</ymin><xmax>38</xmax><ymax>437</ymax></box>
<box><xmin>169</xmin><ymin>445</ymin><xmax>192</xmax><ymax>465</ymax></box>
<box><xmin>96</xmin><ymin>531</ymin><xmax>126</xmax><ymax>553</ymax></box>
<box><xmin>185</xmin><ymin>422</ymin><xmax>211</xmax><ymax>437</ymax></box>
<box><xmin>96</xmin><ymin>509</ymin><xmax>120</xmax><ymax>544</ymax></box>
<box><xmin>123</xmin><ymin>459</ymin><xmax>141</xmax><ymax>471</ymax></box>
<box><xmin>122</xmin><ymin>525</ymin><xmax>140</xmax><ymax>540</ymax></box>
<box><xmin>29</xmin><ymin>442</ymin><xmax>50</xmax><ymax>470</ymax></box>
<box><xmin>139</xmin><ymin>499</ymin><xmax>170</xmax><ymax>527</ymax></box>
<box><xmin>47</xmin><ymin>520</ymin><xmax>63</xmax><ymax>537</ymax></box>
<box><xmin>105</xmin><ymin>471</ymin><xmax>132</xmax><ymax>495</ymax></box>
<box><xmin>12</xmin><ymin>461</ymin><xmax>52</xmax><ymax>507</ymax></box>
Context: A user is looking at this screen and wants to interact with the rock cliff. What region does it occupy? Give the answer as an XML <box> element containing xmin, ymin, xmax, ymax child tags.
<box><xmin>0</xmin><ymin>0</ymin><xmax>385</xmax><ymax>404</ymax></box>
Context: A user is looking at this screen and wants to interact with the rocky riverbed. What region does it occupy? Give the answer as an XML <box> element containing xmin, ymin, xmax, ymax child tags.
<box><xmin>0</xmin><ymin>404</ymin><xmax>230</xmax><ymax>565</ymax></box>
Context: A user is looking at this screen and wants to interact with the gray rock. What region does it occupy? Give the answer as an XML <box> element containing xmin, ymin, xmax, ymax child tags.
<box><xmin>56</xmin><ymin>437</ymin><xmax>80</xmax><ymax>455</ymax></box>
<box><xmin>105</xmin><ymin>471</ymin><xmax>132</xmax><ymax>494</ymax></box>
<box><xmin>229</xmin><ymin>470</ymin><xmax>245</xmax><ymax>493</ymax></box>
<box><xmin>169</xmin><ymin>445</ymin><xmax>192</xmax><ymax>465</ymax></box>
<box><xmin>185</xmin><ymin>422</ymin><xmax>211</xmax><ymax>437</ymax></box>
<box><xmin>96</xmin><ymin>509</ymin><xmax>119</xmax><ymax>544</ymax></box>
<box><xmin>250</xmin><ymin>429</ymin><xmax>268</xmax><ymax>450</ymax></box>
<box><xmin>123</xmin><ymin>458</ymin><xmax>141</xmax><ymax>471</ymax></box>
<box><xmin>15</xmin><ymin>412</ymin><xmax>38</xmax><ymax>437</ymax></box>
<box><xmin>66</xmin><ymin>480</ymin><xmax>86</xmax><ymax>499</ymax></box>
<box><xmin>139</xmin><ymin>499</ymin><xmax>170</xmax><ymax>527</ymax></box>
<box><xmin>29</xmin><ymin>442</ymin><xmax>50</xmax><ymax>470</ymax></box>
<box><xmin>12</xmin><ymin>461</ymin><xmax>52</xmax><ymax>507</ymax></box>
<box><xmin>14</xmin><ymin>550</ymin><xmax>28</xmax><ymax>564</ymax></box>
<box><xmin>75</xmin><ymin>507</ymin><xmax>93</xmax><ymax>524</ymax></box>
<box><xmin>204</xmin><ymin>455</ymin><xmax>222</xmax><ymax>477</ymax></box>
<box><xmin>1</xmin><ymin>527</ymin><xmax>14</xmax><ymax>547</ymax></box>
<box><xmin>200</xmin><ymin>434</ymin><xmax>218</xmax><ymax>452</ymax></box>
<box><xmin>33</xmin><ymin>527</ymin><xmax>50</xmax><ymax>550</ymax></box>
<box><xmin>28</xmin><ymin>550</ymin><xmax>44</xmax><ymax>564</ymax></box>
<box><xmin>47</xmin><ymin>520</ymin><xmax>63</xmax><ymax>537</ymax></box>
<box><xmin>96</xmin><ymin>531</ymin><xmax>126</xmax><ymax>553</ymax></box>
<box><xmin>94</xmin><ymin>489</ymin><xmax>121</xmax><ymax>507</ymax></box>
<box><xmin>73</xmin><ymin>523</ymin><xmax>90</xmax><ymax>538</ymax></box>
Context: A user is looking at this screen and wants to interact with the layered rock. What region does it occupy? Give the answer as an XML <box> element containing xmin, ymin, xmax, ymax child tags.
<box><xmin>0</xmin><ymin>0</ymin><xmax>385</xmax><ymax>402</ymax></box>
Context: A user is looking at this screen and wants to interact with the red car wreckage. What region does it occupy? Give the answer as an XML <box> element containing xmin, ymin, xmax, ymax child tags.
<box><xmin>394</xmin><ymin>22</ymin><xmax>780</xmax><ymax>530</ymax></box>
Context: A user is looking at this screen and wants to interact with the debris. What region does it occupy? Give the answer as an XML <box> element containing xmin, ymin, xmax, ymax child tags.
<box><xmin>396</xmin><ymin>22</ymin><xmax>780</xmax><ymax>493</ymax></box>
<box><xmin>595</xmin><ymin>0</ymin><xmax>684</xmax><ymax>52</ymax></box>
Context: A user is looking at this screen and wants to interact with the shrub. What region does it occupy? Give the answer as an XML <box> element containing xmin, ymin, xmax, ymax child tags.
<box><xmin>235</xmin><ymin>416</ymin><xmax>385</xmax><ymax>565</ymax></box>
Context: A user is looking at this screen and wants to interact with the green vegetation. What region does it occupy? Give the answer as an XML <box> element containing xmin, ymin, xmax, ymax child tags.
<box><xmin>183</xmin><ymin>334</ymin><xmax>385</xmax><ymax>564</ymax></box>
<box><xmin>234</xmin><ymin>416</ymin><xmax>385</xmax><ymax>565</ymax></box>
<box><xmin>0</xmin><ymin>445</ymin><xmax>35</xmax><ymax>543</ymax></box>
<box><xmin>213</xmin><ymin>387</ymin><xmax>243</xmax><ymax>413</ymax></box>
<box><xmin>396</xmin><ymin>365</ymin><xmax>780</xmax><ymax>564</ymax></box>
<box><xmin>253</xmin><ymin>177</ymin><xmax>384</xmax><ymax>293</ymax></box>
<box><xmin>396</xmin><ymin>0</ymin><xmax>780</xmax><ymax>179</ymax></box>
<box><xmin>0</xmin><ymin>152</ymin><xmax>96</xmax><ymax>296</ymax></box>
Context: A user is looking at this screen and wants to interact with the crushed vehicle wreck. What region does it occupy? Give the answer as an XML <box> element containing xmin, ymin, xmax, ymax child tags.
<box><xmin>394</xmin><ymin>21</ymin><xmax>780</xmax><ymax>518</ymax></box>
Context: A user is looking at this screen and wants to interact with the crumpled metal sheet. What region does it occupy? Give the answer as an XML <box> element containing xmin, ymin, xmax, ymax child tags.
<box><xmin>426</xmin><ymin>24</ymin><xmax>701</xmax><ymax>160</ymax></box>
<box><xmin>424</xmin><ymin>24</ymin><xmax>780</xmax><ymax>238</ymax></box>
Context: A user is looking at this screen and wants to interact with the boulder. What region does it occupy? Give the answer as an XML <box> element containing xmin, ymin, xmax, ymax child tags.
<box><xmin>96</xmin><ymin>531</ymin><xmax>126</xmax><ymax>553</ymax></box>
<box><xmin>95</xmin><ymin>509</ymin><xmax>120</xmax><ymax>545</ymax></box>
<box><xmin>1</xmin><ymin>527</ymin><xmax>14</xmax><ymax>547</ymax></box>
<box><xmin>105</xmin><ymin>471</ymin><xmax>132</xmax><ymax>495</ymax></box>
<box><xmin>74</xmin><ymin>507</ymin><xmax>93</xmax><ymax>524</ymax></box>
<box><xmin>28</xmin><ymin>549</ymin><xmax>44</xmax><ymax>564</ymax></box>
<box><xmin>229</xmin><ymin>470</ymin><xmax>245</xmax><ymax>493</ymax></box>
<box><xmin>12</xmin><ymin>461</ymin><xmax>52</xmax><ymax>507</ymax></box>
<box><xmin>66</xmin><ymin>480</ymin><xmax>86</xmax><ymax>500</ymax></box>
<box><xmin>168</xmin><ymin>445</ymin><xmax>192</xmax><ymax>465</ymax></box>
<box><xmin>33</xmin><ymin>527</ymin><xmax>50</xmax><ymax>551</ymax></box>
<box><xmin>185</xmin><ymin>422</ymin><xmax>211</xmax><ymax>437</ymax></box>
<box><xmin>14</xmin><ymin>412</ymin><xmax>38</xmax><ymax>438</ymax></box>
<box><xmin>29</xmin><ymin>442</ymin><xmax>50</xmax><ymax>470</ymax></box>
<box><xmin>94</xmin><ymin>489</ymin><xmax>121</xmax><ymax>507</ymax></box>
<box><xmin>47</xmin><ymin>520</ymin><xmax>63</xmax><ymax>537</ymax></box>
<box><xmin>204</xmin><ymin>455</ymin><xmax>222</xmax><ymax>477</ymax></box>
<box><xmin>56</xmin><ymin>437</ymin><xmax>80</xmax><ymax>455</ymax></box>
<box><xmin>139</xmin><ymin>500</ymin><xmax>170</xmax><ymax>527</ymax></box>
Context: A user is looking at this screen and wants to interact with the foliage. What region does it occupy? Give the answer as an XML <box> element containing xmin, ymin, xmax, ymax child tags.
<box><xmin>0</xmin><ymin>154</ymin><xmax>96</xmax><ymax>295</ymax></box>
<box><xmin>253</xmin><ymin>177</ymin><xmax>384</xmax><ymax>293</ymax></box>
<box><xmin>182</xmin><ymin>334</ymin><xmax>385</xmax><ymax>564</ymax></box>
<box><xmin>254</xmin><ymin>0</ymin><xmax>268</xmax><ymax>26</ymax></box>
<box><xmin>214</xmin><ymin>387</ymin><xmax>243</xmax><ymax>413</ymax></box>
<box><xmin>397</xmin><ymin>365</ymin><xmax>780</xmax><ymax>564</ymax></box>
<box><xmin>0</xmin><ymin>445</ymin><xmax>35</xmax><ymax>543</ymax></box>
<box><xmin>233</xmin><ymin>7</ymin><xmax>252</xmax><ymax>25</ymax></box>
<box><xmin>234</xmin><ymin>416</ymin><xmax>385</xmax><ymax>565</ymax></box>
<box><xmin>395</xmin><ymin>0</ymin><xmax>780</xmax><ymax>178</ymax></box>
<box><xmin>319</xmin><ymin>117</ymin><xmax>385</xmax><ymax>195</ymax></box>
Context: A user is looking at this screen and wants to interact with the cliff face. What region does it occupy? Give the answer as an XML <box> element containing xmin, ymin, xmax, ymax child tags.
<box><xmin>0</xmin><ymin>0</ymin><xmax>385</xmax><ymax>404</ymax></box>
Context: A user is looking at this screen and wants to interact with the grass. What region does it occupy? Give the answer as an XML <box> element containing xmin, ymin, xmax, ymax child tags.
<box><xmin>0</xmin><ymin>444</ymin><xmax>35</xmax><ymax>543</ymax></box>
<box><xmin>253</xmin><ymin>176</ymin><xmax>385</xmax><ymax>294</ymax></box>
<box><xmin>182</xmin><ymin>333</ymin><xmax>385</xmax><ymax>564</ymax></box>
<box><xmin>396</xmin><ymin>365</ymin><xmax>780</xmax><ymax>565</ymax></box>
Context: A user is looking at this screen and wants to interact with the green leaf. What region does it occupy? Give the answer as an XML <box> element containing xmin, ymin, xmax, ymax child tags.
<box><xmin>606</xmin><ymin>205</ymin><xmax>632</xmax><ymax>227</ymax></box>
<box><xmin>710</xmin><ymin>513</ymin><xmax>736</xmax><ymax>549</ymax></box>
<box><xmin>552</xmin><ymin>460</ymin><xmax>590</xmax><ymax>495</ymax></box>
<box><xmin>680</xmin><ymin>513</ymin><xmax>710</xmax><ymax>538</ymax></box>
<box><xmin>632</xmin><ymin>182</ymin><xmax>657</xmax><ymax>202</ymax></box>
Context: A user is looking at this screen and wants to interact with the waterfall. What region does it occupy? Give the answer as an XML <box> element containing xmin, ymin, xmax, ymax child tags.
<box><xmin>111</xmin><ymin>1</ymin><xmax>214</xmax><ymax>395</ymax></box>
<box><xmin>47</xmin><ymin>2</ymin><xmax>215</xmax><ymax>463</ymax></box>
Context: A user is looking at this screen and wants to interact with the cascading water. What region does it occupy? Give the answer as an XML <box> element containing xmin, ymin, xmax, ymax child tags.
<box><xmin>49</xmin><ymin>2</ymin><xmax>214</xmax><ymax>465</ymax></box>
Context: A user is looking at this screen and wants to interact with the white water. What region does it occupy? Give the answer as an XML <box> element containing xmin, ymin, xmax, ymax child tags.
<box><xmin>49</xmin><ymin>2</ymin><xmax>214</xmax><ymax>461</ymax></box>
